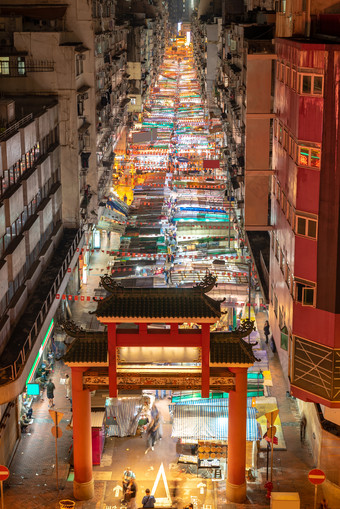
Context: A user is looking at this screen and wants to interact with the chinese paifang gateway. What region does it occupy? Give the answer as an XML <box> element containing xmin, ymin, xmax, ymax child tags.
<box><xmin>63</xmin><ymin>273</ymin><xmax>258</xmax><ymax>503</ymax></box>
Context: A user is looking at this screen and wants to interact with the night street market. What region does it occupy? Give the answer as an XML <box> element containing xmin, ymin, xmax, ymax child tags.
<box><xmin>0</xmin><ymin>2</ymin><xmax>338</xmax><ymax>509</ymax></box>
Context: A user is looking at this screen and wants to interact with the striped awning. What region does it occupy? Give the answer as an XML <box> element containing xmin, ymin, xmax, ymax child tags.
<box><xmin>171</xmin><ymin>404</ymin><xmax>261</xmax><ymax>442</ymax></box>
<box><xmin>170</xmin><ymin>397</ymin><xmax>254</xmax><ymax>407</ymax></box>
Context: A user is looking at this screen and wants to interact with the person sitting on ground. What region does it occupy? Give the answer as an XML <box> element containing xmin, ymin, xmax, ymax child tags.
<box><xmin>142</xmin><ymin>489</ymin><xmax>156</xmax><ymax>508</ymax></box>
<box><xmin>20</xmin><ymin>413</ymin><xmax>33</xmax><ymax>432</ymax></box>
<box><xmin>319</xmin><ymin>499</ymin><xmax>329</xmax><ymax>509</ymax></box>
<box><xmin>125</xmin><ymin>478</ymin><xmax>137</xmax><ymax>509</ymax></box>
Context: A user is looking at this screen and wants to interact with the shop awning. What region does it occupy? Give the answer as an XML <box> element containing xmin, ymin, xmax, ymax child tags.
<box><xmin>170</xmin><ymin>404</ymin><xmax>261</xmax><ymax>442</ymax></box>
<box><xmin>171</xmin><ymin>397</ymin><xmax>255</xmax><ymax>406</ymax></box>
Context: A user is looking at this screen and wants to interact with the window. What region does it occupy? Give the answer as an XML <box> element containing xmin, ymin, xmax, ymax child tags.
<box><xmin>298</xmin><ymin>146</ymin><xmax>321</xmax><ymax>168</ymax></box>
<box><xmin>295</xmin><ymin>214</ymin><xmax>318</xmax><ymax>239</ymax></box>
<box><xmin>294</xmin><ymin>278</ymin><xmax>316</xmax><ymax>306</ymax></box>
<box><xmin>130</xmin><ymin>97</ymin><xmax>136</xmax><ymax>105</ymax></box>
<box><xmin>280</xmin><ymin>63</ymin><xmax>284</xmax><ymax>82</ymax></box>
<box><xmin>286</xmin><ymin>263</ymin><xmax>292</xmax><ymax>291</ymax></box>
<box><xmin>76</xmin><ymin>55</ymin><xmax>84</xmax><ymax>76</ymax></box>
<box><xmin>285</xmin><ymin>66</ymin><xmax>291</xmax><ymax>87</ymax></box>
<box><xmin>287</xmin><ymin>201</ymin><xmax>294</xmax><ymax>226</ymax></box>
<box><xmin>278</xmin><ymin>124</ymin><xmax>283</xmax><ymax>144</ymax></box>
<box><xmin>274</xmin><ymin>294</ymin><xmax>278</xmax><ymax>317</ymax></box>
<box><xmin>280</xmin><ymin>249</ymin><xmax>285</xmax><ymax>274</ymax></box>
<box><xmin>281</xmin><ymin>326</ymin><xmax>289</xmax><ymax>351</ymax></box>
<box><xmin>299</xmin><ymin>73</ymin><xmax>324</xmax><ymax>96</ymax></box>
<box><xmin>313</xmin><ymin>76</ymin><xmax>323</xmax><ymax>94</ymax></box>
<box><xmin>302</xmin><ymin>75</ymin><xmax>312</xmax><ymax>94</ymax></box>
<box><xmin>0</xmin><ymin>57</ymin><xmax>9</xmax><ymax>75</ymax></box>
<box><xmin>282</xmin><ymin>192</ymin><xmax>287</xmax><ymax>215</ymax></box>
<box><xmin>283</xmin><ymin>130</ymin><xmax>289</xmax><ymax>150</ymax></box>
<box><xmin>275</xmin><ymin>238</ymin><xmax>279</xmax><ymax>261</ymax></box>
<box><xmin>276</xmin><ymin>181</ymin><xmax>281</xmax><ymax>204</ymax></box>
<box><xmin>77</xmin><ymin>98</ymin><xmax>84</xmax><ymax>116</ymax></box>
<box><xmin>17</xmin><ymin>57</ymin><xmax>25</xmax><ymax>76</ymax></box>
<box><xmin>291</xmin><ymin>69</ymin><xmax>297</xmax><ymax>90</ymax></box>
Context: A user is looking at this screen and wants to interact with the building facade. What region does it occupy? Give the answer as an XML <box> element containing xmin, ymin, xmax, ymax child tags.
<box><xmin>270</xmin><ymin>36</ymin><xmax>340</xmax><ymax>493</ymax></box>
<box><xmin>0</xmin><ymin>96</ymin><xmax>84</xmax><ymax>464</ymax></box>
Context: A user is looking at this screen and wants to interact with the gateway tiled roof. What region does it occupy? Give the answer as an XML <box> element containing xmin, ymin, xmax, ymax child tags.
<box><xmin>95</xmin><ymin>290</ymin><xmax>221</xmax><ymax>319</ymax></box>
<box><xmin>95</xmin><ymin>273</ymin><xmax>222</xmax><ymax>320</ymax></box>
<box><xmin>63</xmin><ymin>330</ymin><xmax>258</xmax><ymax>366</ymax></box>
<box><xmin>210</xmin><ymin>332</ymin><xmax>258</xmax><ymax>365</ymax></box>
<box><xmin>63</xmin><ymin>333</ymin><xmax>107</xmax><ymax>364</ymax></box>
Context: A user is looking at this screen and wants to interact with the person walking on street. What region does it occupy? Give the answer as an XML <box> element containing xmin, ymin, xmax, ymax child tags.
<box><xmin>65</xmin><ymin>374</ymin><xmax>71</xmax><ymax>399</ymax></box>
<box><xmin>142</xmin><ymin>489</ymin><xmax>156</xmax><ymax>508</ymax></box>
<box><xmin>264</xmin><ymin>320</ymin><xmax>270</xmax><ymax>344</ymax></box>
<box><xmin>46</xmin><ymin>379</ymin><xmax>55</xmax><ymax>408</ymax></box>
<box><xmin>319</xmin><ymin>499</ymin><xmax>329</xmax><ymax>509</ymax></box>
<box><xmin>145</xmin><ymin>417</ymin><xmax>159</xmax><ymax>454</ymax></box>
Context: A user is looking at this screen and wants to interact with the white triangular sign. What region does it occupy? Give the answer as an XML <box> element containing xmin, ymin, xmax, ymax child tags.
<box><xmin>151</xmin><ymin>463</ymin><xmax>172</xmax><ymax>507</ymax></box>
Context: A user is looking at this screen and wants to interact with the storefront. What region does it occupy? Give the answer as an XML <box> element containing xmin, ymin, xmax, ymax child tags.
<box><xmin>19</xmin><ymin>319</ymin><xmax>55</xmax><ymax>418</ymax></box>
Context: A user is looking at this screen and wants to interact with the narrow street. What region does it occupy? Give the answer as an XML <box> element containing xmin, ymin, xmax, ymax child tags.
<box><xmin>5</xmin><ymin>36</ymin><xmax>317</xmax><ymax>509</ymax></box>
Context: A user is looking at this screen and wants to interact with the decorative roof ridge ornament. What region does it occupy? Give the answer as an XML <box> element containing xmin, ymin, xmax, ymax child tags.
<box><xmin>211</xmin><ymin>319</ymin><xmax>255</xmax><ymax>341</ymax></box>
<box><xmin>62</xmin><ymin>320</ymin><xmax>86</xmax><ymax>338</ymax></box>
<box><xmin>62</xmin><ymin>320</ymin><xmax>106</xmax><ymax>339</ymax></box>
<box><xmin>100</xmin><ymin>274</ymin><xmax>124</xmax><ymax>293</ymax></box>
<box><xmin>210</xmin><ymin>320</ymin><xmax>260</xmax><ymax>363</ymax></box>
<box><xmin>193</xmin><ymin>271</ymin><xmax>217</xmax><ymax>293</ymax></box>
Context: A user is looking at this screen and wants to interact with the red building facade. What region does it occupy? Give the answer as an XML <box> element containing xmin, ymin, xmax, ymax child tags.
<box><xmin>270</xmin><ymin>38</ymin><xmax>340</xmax><ymax>409</ymax></box>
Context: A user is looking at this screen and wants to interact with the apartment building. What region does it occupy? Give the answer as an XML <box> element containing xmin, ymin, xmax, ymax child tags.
<box><xmin>0</xmin><ymin>96</ymin><xmax>84</xmax><ymax>464</ymax></box>
<box><xmin>0</xmin><ymin>0</ymin><xmax>130</xmax><ymax>464</ymax></box>
<box><xmin>270</xmin><ymin>34</ymin><xmax>340</xmax><ymax>499</ymax></box>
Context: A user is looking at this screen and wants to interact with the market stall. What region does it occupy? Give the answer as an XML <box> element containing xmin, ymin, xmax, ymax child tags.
<box><xmin>170</xmin><ymin>399</ymin><xmax>261</xmax><ymax>478</ymax></box>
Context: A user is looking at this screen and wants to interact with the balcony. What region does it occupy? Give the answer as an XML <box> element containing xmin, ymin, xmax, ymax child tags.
<box><xmin>0</xmin><ymin>227</ymin><xmax>84</xmax><ymax>390</ymax></box>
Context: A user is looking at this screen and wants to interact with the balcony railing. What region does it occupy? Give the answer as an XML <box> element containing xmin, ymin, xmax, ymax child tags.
<box><xmin>0</xmin><ymin>227</ymin><xmax>84</xmax><ymax>385</ymax></box>
<box><xmin>0</xmin><ymin>114</ymin><xmax>33</xmax><ymax>142</ymax></box>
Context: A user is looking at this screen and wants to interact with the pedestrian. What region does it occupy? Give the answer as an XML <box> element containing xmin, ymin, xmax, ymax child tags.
<box><xmin>65</xmin><ymin>374</ymin><xmax>71</xmax><ymax>399</ymax></box>
<box><xmin>125</xmin><ymin>478</ymin><xmax>137</xmax><ymax>509</ymax></box>
<box><xmin>46</xmin><ymin>379</ymin><xmax>55</xmax><ymax>407</ymax></box>
<box><xmin>122</xmin><ymin>467</ymin><xmax>135</xmax><ymax>500</ymax></box>
<box><xmin>264</xmin><ymin>320</ymin><xmax>270</xmax><ymax>344</ymax></box>
<box><xmin>145</xmin><ymin>417</ymin><xmax>159</xmax><ymax>454</ymax></box>
<box><xmin>142</xmin><ymin>489</ymin><xmax>156</xmax><ymax>508</ymax></box>
<box><xmin>319</xmin><ymin>499</ymin><xmax>329</xmax><ymax>509</ymax></box>
<box><xmin>151</xmin><ymin>403</ymin><xmax>159</xmax><ymax>420</ymax></box>
<box><xmin>155</xmin><ymin>413</ymin><xmax>163</xmax><ymax>442</ymax></box>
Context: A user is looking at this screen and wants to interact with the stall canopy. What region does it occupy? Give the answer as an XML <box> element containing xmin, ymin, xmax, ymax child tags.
<box><xmin>171</xmin><ymin>397</ymin><xmax>255</xmax><ymax>406</ymax></box>
<box><xmin>170</xmin><ymin>403</ymin><xmax>261</xmax><ymax>441</ymax></box>
<box><xmin>106</xmin><ymin>396</ymin><xmax>144</xmax><ymax>437</ymax></box>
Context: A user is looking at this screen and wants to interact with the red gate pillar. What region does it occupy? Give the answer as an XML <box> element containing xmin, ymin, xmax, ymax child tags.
<box><xmin>72</xmin><ymin>366</ymin><xmax>94</xmax><ymax>500</ymax></box>
<box><xmin>108</xmin><ymin>323</ymin><xmax>117</xmax><ymax>397</ymax></box>
<box><xmin>201</xmin><ymin>323</ymin><xmax>210</xmax><ymax>398</ymax></box>
<box><xmin>226</xmin><ymin>367</ymin><xmax>248</xmax><ymax>503</ymax></box>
